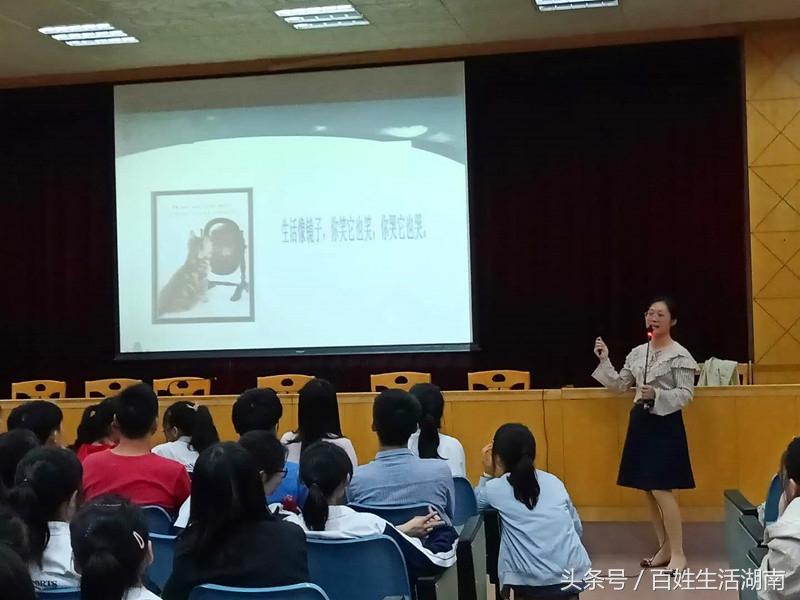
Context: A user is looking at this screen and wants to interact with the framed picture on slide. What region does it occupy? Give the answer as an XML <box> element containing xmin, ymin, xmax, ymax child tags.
<box><xmin>151</xmin><ymin>188</ymin><xmax>255</xmax><ymax>324</ymax></box>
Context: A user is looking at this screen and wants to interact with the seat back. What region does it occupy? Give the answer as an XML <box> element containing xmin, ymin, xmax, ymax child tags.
<box><xmin>453</xmin><ymin>477</ymin><xmax>478</xmax><ymax>527</ymax></box>
<box><xmin>11</xmin><ymin>380</ymin><xmax>66</xmax><ymax>399</ymax></box>
<box><xmin>370</xmin><ymin>372</ymin><xmax>431</xmax><ymax>392</ymax></box>
<box><xmin>765</xmin><ymin>473</ymin><xmax>782</xmax><ymax>524</ymax></box>
<box><xmin>190</xmin><ymin>583</ymin><xmax>330</xmax><ymax>600</ymax></box>
<box><xmin>143</xmin><ymin>505</ymin><xmax>174</xmax><ymax>535</ymax></box>
<box><xmin>147</xmin><ymin>532</ymin><xmax>177</xmax><ymax>592</ymax></box>
<box><xmin>737</xmin><ymin>362</ymin><xmax>752</xmax><ymax>385</ymax></box>
<box><xmin>85</xmin><ymin>378</ymin><xmax>141</xmax><ymax>398</ymax></box>
<box><xmin>306</xmin><ymin>535</ymin><xmax>412</xmax><ymax>600</ymax></box>
<box><xmin>37</xmin><ymin>590</ymin><xmax>81</xmax><ymax>600</ymax></box>
<box><xmin>153</xmin><ymin>377</ymin><xmax>211</xmax><ymax>396</ymax></box>
<box><xmin>348</xmin><ymin>502</ymin><xmax>431</xmax><ymax>526</ymax></box>
<box><xmin>256</xmin><ymin>375</ymin><xmax>314</xmax><ymax>394</ymax></box>
<box><xmin>467</xmin><ymin>370</ymin><xmax>530</xmax><ymax>391</ymax></box>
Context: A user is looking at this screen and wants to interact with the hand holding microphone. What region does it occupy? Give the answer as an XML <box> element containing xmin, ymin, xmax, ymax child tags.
<box><xmin>594</xmin><ymin>337</ymin><xmax>609</xmax><ymax>360</ymax></box>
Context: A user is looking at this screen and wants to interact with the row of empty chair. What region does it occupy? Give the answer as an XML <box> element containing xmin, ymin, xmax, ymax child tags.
<box><xmin>8</xmin><ymin>370</ymin><xmax>533</xmax><ymax>399</ymax></box>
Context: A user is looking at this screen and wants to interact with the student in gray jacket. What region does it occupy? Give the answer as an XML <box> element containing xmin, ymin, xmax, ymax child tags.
<box><xmin>476</xmin><ymin>423</ymin><xmax>591</xmax><ymax>599</ymax></box>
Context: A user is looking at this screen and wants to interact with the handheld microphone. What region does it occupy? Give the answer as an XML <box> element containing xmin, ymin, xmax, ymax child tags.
<box><xmin>641</xmin><ymin>326</ymin><xmax>654</xmax><ymax>411</ymax></box>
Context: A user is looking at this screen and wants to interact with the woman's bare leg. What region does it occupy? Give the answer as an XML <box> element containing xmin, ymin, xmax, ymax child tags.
<box><xmin>651</xmin><ymin>489</ymin><xmax>687</xmax><ymax>571</ymax></box>
<box><xmin>644</xmin><ymin>490</ymin><xmax>671</xmax><ymax>565</ymax></box>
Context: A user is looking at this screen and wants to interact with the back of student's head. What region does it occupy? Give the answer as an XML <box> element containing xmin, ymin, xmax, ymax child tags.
<box><xmin>0</xmin><ymin>504</ymin><xmax>31</xmax><ymax>564</ymax></box>
<box><xmin>0</xmin><ymin>544</ymin><xmax>36</xmax><ymax>600</ymax></box>
<box><xmin>294</xmin><ymin>378</ymin><xmax>342</xmax><ymax>453</ymax></box>
<box><xmin>163</xmin><ymin>400</ymin><xmax>220</xmax><ymax>453</ymax></box>
<box><xmin>373</xmin><ymin>389</ymin><xmax>421</xmax><ymax>446</ymax></box>
<box><xmin>187</xmin><ymin>442</ymin><xmax>269</xmax><ymax>560</ymax></box>
<box><xmin>232</xmin><ymin>388</ymin><xmax>283</xmax><ymax>435</ymax></box>
<box><xmin>409</xmin><ymin>383</ymin><xmax>444</xmax><ymax>459</ymax></box>
<box><xmin>115</xmin><ymin>383</ymin><xmax>158</xmax><ymax>439</ymax></box>
<box><xmin>0</xmin><ymin>430</ymin><xmax>39</xmax><ymax>500</ymax></box>
<box><xmin>300</xmin><ymin>442</ymin><xmax>353</xmax><ymax>531</ymax></box>
<box><xmin>239</xmin><ymin>430</ymin><xmax>288</xmax><ymax>476</ymax></box>
<box><xmin>8</xmin><ymin>447</ymin><xmax>82</xmax><ymax>564</ymax></box>
<box><xmin>70</xmin><ymin>496</ymin><xmax>150</xmax><ymax>600</ymax></box>
<box><xmin>7</xmin><ymin>401</ymin><xmax>63</xmax><ymax>445</ymax></box>
<box><xmin>783</xmin><ymin>438</ymin><xmax>800</xmax><ymax>504</ymax></box>
<box><xmin>492</xmin><ymin>423</ymin><xmax>540</xmax><ymax>510</ymax></box>
<box><xmin>72</xmin><ymin>396</ymin><xmax>118</xmax><ymax>450</ymax></box>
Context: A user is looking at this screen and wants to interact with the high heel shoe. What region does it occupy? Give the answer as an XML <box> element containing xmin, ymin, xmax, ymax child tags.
<box><xmin>640</xmin><ymin>544</ymin><xmax>670</xmax><ymax>569</ymax></box>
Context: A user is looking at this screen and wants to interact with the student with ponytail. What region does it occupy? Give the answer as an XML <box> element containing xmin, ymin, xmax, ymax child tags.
<box><xmin>71</xmin><ymin>496</ymin><xmax>159</xmax><ymax>600</ymax></box>
<box><xmin>152</xmin><ymin>400</ymin><xmax>220</xmax><ymax>472</ymax></box>
<box><xmin>8</xmin><ymin>447</ymin><xmax>82</xmax><ymax>590</ymax></box>
<box><xmin>408</xmin><ymin>383</ymin><xmax>466</xmax><ymax>477</ymax></box>
<box><xmin>72</xmin><ymin>396</ymin><xmax>120</xmax><ymax>462</ymax></box>
<box><xmin>288</xmin><ymin>442</ymin><xmax>458</xmax><ymax>581</ymax></box>
<box><xmin>476</xmin><ymin>424</ymin><xmax>591</xmax><ymax>599</ymax></box>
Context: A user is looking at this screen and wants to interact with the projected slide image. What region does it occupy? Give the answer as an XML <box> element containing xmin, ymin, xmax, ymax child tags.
<box><xmin>152</xmin><ymin>188</ymin><xmax>254</xmax><ymax>324</ymax></box>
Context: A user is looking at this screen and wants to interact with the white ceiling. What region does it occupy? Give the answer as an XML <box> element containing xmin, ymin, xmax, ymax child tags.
<box><xmin>2</xmin><ymin>0</ymin><xmax>800</xmax><ymax>85</ymax></box>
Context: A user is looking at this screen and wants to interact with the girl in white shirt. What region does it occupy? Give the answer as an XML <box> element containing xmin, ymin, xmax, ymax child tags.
<box><xmin>281</xmin><ymin>378</ymin><xmax>358</xmax><ymax>469</ymax></box>
<box><xmin>71</xmin><ymin>495</ymin><xmax>161</xmax><ymax>600</ymax></box>
<box><xmin>8</xmin><ymin>447</ymin><xmax>82</xmax><ymax>590</ymax></box>
<box><xmin>408</xmin><ymin>383</ymin><xmax>466</xmax><ymax>478</ymax></box>
<box><xmin>152</xmin><ymin>401</ymin><xmax>219</xmax><ymax>473</ymax></box>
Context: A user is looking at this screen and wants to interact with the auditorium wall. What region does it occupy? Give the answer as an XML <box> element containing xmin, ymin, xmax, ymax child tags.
<box><xmin>745</xmin><ymin>26</ymin><xmax>800</xmax><ymax>383</ymax></box>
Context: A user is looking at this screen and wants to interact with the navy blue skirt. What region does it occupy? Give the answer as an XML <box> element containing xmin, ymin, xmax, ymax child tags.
<box><xmin>617</xmin><ymin>405</ymin><xmax>695</xmax><ymax>491</ymax></box>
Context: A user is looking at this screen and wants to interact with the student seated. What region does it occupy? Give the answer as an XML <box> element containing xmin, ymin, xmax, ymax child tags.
<box><xmin>0</xmin><ymin>545</ymin><xmax>36</xmax><ymax>600</ymax></box>
<box><xmin>7</xmin><ymin>447</ymin><xmax>83</xmax><ymax>590</ymax></box>
<box><xmin>152</xmin><ymin>400</ymin><xmax>219</xmax><ymax>473</ymax></box>
<box><xmin>71</xmin><ymin>396</ymin><xmax>119</xmax><ymax>463</ymax></box>
<box><xmin>0</xmin><ymin>429</ymin><xmax>39</xmax><ymax>500</ymax></box>
<box><xmin>82</xmin><ymin>383</ymin><xmax>191</xmax><ymax>512</ymax></box>
<box><xmin>162</xmin><ymin>443</ymin><xmax>308</xmax><ymax>600</ymax></box>
<box><xmin>759</xmin><ymin>437</ymin><xmax>800</xmax><ymax>600</ymax></box>
<box><xmin>232</xmin><ymin>387</ymin><xmax>305</xmax><ymax>505</ymax></box>
<box><xmin>281</xmin><ymin>378</ymin><xmax>358</xmax><ymax>468</ymax></box>
<box><xmin>348</xmin><ymin>389</ymin><xmax>455</xmax><ymax>522</ymax></box>
<box><xmin>174</xmin><ymin>431</ymin><xmax>293</xmax><ymax>529</ymax></box>
<box><xmin>476</xmin><ymin>424</ymin><xmax>591</xmax><ymax>600</ymax></box>
<box><xmin>71</xmin><ymin>496</ymin><xmax>160</xmax><ymax>600</ymax></box>
<box><xmin>7</xmin><ymin>401</ymin><xmax>63</xmax><ymax>446</ymax></box>
<box><xmin>287</xmin><ymin>442</ymin><xmax>458</xmax><ymax>581</ymax></box>
<box><xmin>408</xmin><ymin>383</ymin><xmax>466</xmax><ymax>477</ymax></box>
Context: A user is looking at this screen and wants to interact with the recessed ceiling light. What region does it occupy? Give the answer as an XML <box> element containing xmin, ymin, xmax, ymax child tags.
<box><xmin>39</xmin><ymin>22</ymin><xmax>138</xmax><ymax>46</ymax></box>
<box><xmin>65</xmin><ymin>37</ymin><xmax>139</xmax><ymax>47</ymax></box>
<box><xmin>275</xmin><ymin>5</ymin><xmax>356</xmax><ymax>17</ymax></box>
<box><xmin>534</xmin><ymin>0</ymin><xmax>619</xmax><ymax>11</ymax></box>
<box><xmin>38</xmin><ymin>23</ymin><xmax>114</xmax><ymax>35</ymax></box>
<box><xmin>275</xmin><ymin>4</ymin><xmax>370</xmax><ymax>29</ymax></box>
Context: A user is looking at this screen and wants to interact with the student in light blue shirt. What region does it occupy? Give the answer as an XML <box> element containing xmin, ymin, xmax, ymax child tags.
<box><xmin>348</xmin><ymin>389</ymin><xmax>455</xmax><ymax>522</ymax></box>
<box><xmin>476</xmin><ymin>423</ymin><xmax>591</xmax><ymax>598</ymax></box>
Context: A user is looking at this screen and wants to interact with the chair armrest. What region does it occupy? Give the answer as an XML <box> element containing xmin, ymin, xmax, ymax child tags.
<box><xmin>724</xmin><ymin>489</ymin><xmax>758</xmax><ymax>516</ymax></box>
<box><xmin>748</xmin><ymin>545</ymin><xmax>768</xmax><ymax>567</ymax></box>
<box><xmin>740</xmin><ymin>515</ymin><xmax>765</xmax><ymax>546</ymax></box>
<box><xmin>482</xmin><ymin>509</ymin><xmax>500</xmax><ymax>584</ymax></box>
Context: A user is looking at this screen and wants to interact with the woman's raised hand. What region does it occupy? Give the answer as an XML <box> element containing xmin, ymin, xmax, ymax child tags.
<box><xmin>594</xmin><ymin>337</ymin><xmax>609</xmax><ymax>360</ymax></box>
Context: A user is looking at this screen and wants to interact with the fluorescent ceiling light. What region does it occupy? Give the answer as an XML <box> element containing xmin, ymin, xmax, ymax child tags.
<box><xmin>38</xmin><ymin>23</ymin><xmax>113</xmax><ymax>35</ymax></box>
<box><xmin>535</xmin><ymin>0</ymin><xmax>618</xmax><ymax>11</ymax></box>
<box><xmin>52</xmin><ymin>30</ymin><xmax>128</xmax><ymax>41</ymax></box>
<box><xmin>293</xmin><ymin>19</ymin><xmax>369</xmax><ymax>29</ymax></box>
<box><xmin>284</xmin><ymin>12</ymin><xmax>363</xmax><ymax>23</ymax></box>
<box><xmin>275</xmin><ymin>4</ymin><xmax>356</xmax><ymax>17</ymax></box>
<box><xmin>65</xmin><ymin>37</ymin><xmax>139</xmax><ymax>47</ymax></box>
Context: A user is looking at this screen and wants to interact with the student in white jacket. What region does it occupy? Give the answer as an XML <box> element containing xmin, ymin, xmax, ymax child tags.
<box><xmin>759</xmin><ymin>437</ymin><xmax>800</xmax><ymax>600</ymax></box>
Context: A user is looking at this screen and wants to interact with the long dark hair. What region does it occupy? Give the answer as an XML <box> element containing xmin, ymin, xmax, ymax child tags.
<box><xmin>287</xmin><ymin>379</ymin><xmax>343</xmax><ymax>455</ymax></box>
<box><xmin>492</xmin><ymin>423</ymin><xmax>540</xmax><ymax>510</ymax></box>
<box><xmin>70</xmin><ymin>496</ymin><xmax>150</xmax><ymax>600</ymax></box>
<box><xmin>185</xmin><ymin>443</ymin><xmax>270</xmax><ymax>561</ymax></box>
<box><xmin>299</xmin><ymin>442</ymin><xmax>353</xmax><ymax>531</ymax></box>
<box><xmin>71</xmin><ymin>396</ymin><xmax>117</xmax><ymax>451</ymax></box>
<box><xmin>0</xmin><ymin>430</ymin><xmax>39</xmax><ymax>501</ymax></box>
<box><xmin>163</xmin><ymin>401</ymin><xmax>220</xmax><ymax>453</ymax></box>
<box><xmin>0</xmin><ymin>545</ymin><xmax>36</xmax><ymax>600</ymax></box>
<box><xmin>8</xmin><ymin>447</ymin><xmax>82</xmax><ymax>564</ymax></box>
<box><xmin>409</xmin><ymin>383</ymin><xmax>444</xmax><ymax>459</ymax></box>
<box><xmin>0</xmin><ymin>504</ymin><xmax>31</xmax><ymax>564</ymax></box>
